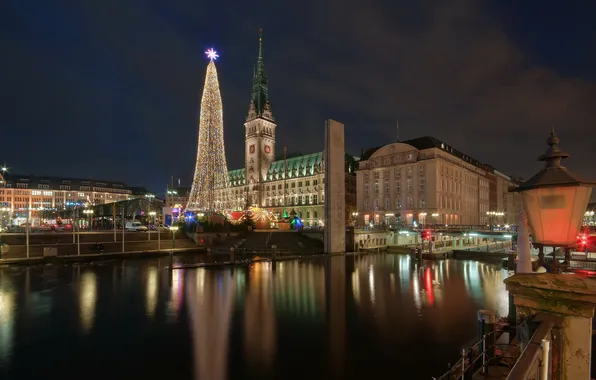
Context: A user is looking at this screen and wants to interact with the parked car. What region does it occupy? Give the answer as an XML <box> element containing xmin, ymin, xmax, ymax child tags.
<box><xmin>151</xmin><ymin>224</ymin><xmax>170</xmax><ymax>232</ymax></box>
<box><xmin>125</xmin><ymin>221</ymin><xmax>148</xmax><ymax>232</ymax></box>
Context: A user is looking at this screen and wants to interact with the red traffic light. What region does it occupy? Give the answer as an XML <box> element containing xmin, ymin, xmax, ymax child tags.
<box><xmin>421</xmin><ymin>230</ymin><xmax>432</xmax><ymax>240</ymax></box>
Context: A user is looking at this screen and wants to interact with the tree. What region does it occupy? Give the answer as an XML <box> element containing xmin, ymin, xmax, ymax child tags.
<box><xmin>187</xmin><ymin>49</ymin><xmax>230</xmax><ymax>212</ymax></box>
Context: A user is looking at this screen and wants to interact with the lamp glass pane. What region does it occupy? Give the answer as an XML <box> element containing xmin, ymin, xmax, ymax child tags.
<box><xmin>521</xmin><ymin>185</ymin><xmax>592</xmax><ymax>246</ymax></box>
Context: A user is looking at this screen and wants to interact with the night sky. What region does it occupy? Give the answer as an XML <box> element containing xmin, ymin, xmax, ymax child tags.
<box><xmin>1</xmin><ymin>0</ymin><xmax>595</xmax><ymax>193</ymax></box>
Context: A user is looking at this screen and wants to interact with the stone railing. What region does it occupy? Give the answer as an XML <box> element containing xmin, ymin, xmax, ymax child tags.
<box><xmin>505</xmin><ymin>273</ymin><xmax>596</xmax><ymax>379</ymax></box>
<box><xmin>507</xmin><ymin>314</ymin><xmax>561</xmax><ymax>380</ymax></box>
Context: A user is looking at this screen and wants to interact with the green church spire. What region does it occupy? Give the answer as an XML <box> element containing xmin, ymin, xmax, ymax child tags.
<box><xmin>247</xmin><ymin>28</ymin><xmax>273</xmax><ymax>121</ymax></box>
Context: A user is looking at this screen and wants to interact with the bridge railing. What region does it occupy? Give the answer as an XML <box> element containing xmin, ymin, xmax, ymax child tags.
<box><xmin>432</xmin><ymin>328</ymin><xmax>515</xmax><ymax>380</ymax></box>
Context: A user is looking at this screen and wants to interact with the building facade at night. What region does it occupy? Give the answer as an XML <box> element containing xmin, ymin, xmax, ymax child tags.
<box><xmin>356</xmin><ymin>137</ymin><xmax>521</xmax><ymax>227</ymax></box>
<box><xmin>195</xmin><ymin>34</ymin><xmax>357</xmax><ymax>226</ymax></box>
<box><xmin>0</xmin><ymin>172</ymin><xmax>150</xmax><ymax>225</ymax></box>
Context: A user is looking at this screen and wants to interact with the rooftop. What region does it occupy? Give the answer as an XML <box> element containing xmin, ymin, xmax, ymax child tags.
<box><xmin>360</xmin><ymin>136</ymin><xmax>515</xmax><ymax>178</ymax></box>
<box><xmin>0</xmin><ymin>172</ymin><xmax>131</xmax><ymax>191</ymax></box>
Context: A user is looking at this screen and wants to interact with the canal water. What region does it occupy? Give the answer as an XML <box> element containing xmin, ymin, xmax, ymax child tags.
<box><xmin>0</xmin><ymin>255</ymin><xmax>510</xmax><ymax>380</ymax></box>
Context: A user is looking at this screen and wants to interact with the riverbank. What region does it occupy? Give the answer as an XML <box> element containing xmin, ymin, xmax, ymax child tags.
<box><xmin>0</xmin><ymin>247</ymin><xmax>203</xmax><ymax>266</ymax></box>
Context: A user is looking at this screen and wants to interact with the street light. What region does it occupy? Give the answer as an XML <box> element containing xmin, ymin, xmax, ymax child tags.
<box><xmin>510</xmin><ymin>129</ymin><xmax>596</xmax><ymax>267</ymax></box>
<box><xmin>169</xmin><ymin>225</ymin><xmax>179</xmax><ymax>252</ymax></box>
<box><xmin>149</xmin><ymin>211</ymin><xmax>157</xmax><ymax>244</ymax></box>
<box><xmin>83</xmin><ymin>209</ymin><xmax>94</xmax><ymax>232</ymax></box>
<box><xmin>419</xmin><ymin>212</ymin><xmax>427</xmax><ymax>228</ymax></box>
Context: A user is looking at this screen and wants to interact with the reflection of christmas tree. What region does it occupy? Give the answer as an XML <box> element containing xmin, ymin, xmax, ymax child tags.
<box><xmin>187</xmin><ymin>48</ymin><xmax>229</xmax><ymax>212</ymax></box>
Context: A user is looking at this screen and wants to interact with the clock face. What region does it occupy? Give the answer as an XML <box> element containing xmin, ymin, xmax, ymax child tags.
<box><xmin>264</xmin><ymin>145</ymin><xmax>271</xmax><ymax>154</ymax></box>
<box><xmin>249</xmin><ymin>145</ymin><xmax>255</xmax><ymax>154</ymax></box>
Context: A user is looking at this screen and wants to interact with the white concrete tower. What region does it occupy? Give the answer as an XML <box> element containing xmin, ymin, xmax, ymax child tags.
<box><xmin>245</xmin><ymin>29</ymin><xmax>276</xmax><ymax>207</ymax></box>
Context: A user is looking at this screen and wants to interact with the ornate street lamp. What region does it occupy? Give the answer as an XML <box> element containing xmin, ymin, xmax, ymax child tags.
<box><xmin>510</xmin><ymin>129</ymin><xmax>596</xmax><ymax>269</ymax></box>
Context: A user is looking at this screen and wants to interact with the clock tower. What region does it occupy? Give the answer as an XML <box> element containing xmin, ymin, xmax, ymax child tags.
<box><xmin>245</xmin><ymin>29</ymin><xmax>276</xmax><ymax>207</ymax></box>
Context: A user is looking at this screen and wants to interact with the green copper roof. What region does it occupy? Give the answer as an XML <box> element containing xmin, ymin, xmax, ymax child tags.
<box><xmin>247</xmin><ymin>31</ymin><xmax>272</xmax><ymax>120</ymax></box>
<box><xmin>267</xmin><ymin>152</ymin><xmax>323</xmax><ymax>181</ymax></box>
<box><xmin>226</xmin><ymin>152</ymin><xmax>356</xmax><ymax>186</ymax></box>
<box><xmin>228</xmin><ymin>168</ymin><xmax>246</xmax><ymax>186</ymax></box>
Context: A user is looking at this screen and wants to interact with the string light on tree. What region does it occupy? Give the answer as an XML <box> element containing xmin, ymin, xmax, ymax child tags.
<box><xmin>186</xmin><ymin>48</ymin><xmax>230</xmax><ymax>212</ymax></box>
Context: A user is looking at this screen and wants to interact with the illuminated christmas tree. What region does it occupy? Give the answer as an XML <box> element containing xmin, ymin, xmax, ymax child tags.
<box><xmin>187</xmin><ymin>49</ymin><xmax>230</xmax><ymax>211</ymax></box>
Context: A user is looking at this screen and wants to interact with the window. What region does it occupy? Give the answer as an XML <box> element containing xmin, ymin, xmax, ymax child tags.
<box><xmin>374</xmin><ymin>182</ymin><xmax>379</xmax><ymax>194</ymax></box>
<box><xmin>385</xmin><ymin>198</ymin><xmax>390</xmax><ymax>210</ymax></box>
<box><xmin>364</xmin><ymin>183</ymin><xmax>369</xmax><ymax>196</ymax></box>
<box><xmin>313</xmin><ymin>194</ymin><xmax>318</xmax><ymax>204</ymax></box>
<box><xmin>419</xmin><ymin>164</ymin><xmax>425</xmax><ymax>175</ymax></box>
<box><xmin>374</xmin><ymin>172</ymin><xmax>379</xmax><ymax>180</ymax></box>
<box><xmin>407</xmin><ymin>197</ymin><xmax>413</xmax><ymax>208</ymax></box>
<box><xmin>365</xmin><ymin>199</ymin><xmax>369</xmax><ymax>210</ymax></box>
<box><xmin>396</xmin><ymin>181</ymin><xmax>401</xmax><ymax>193</ymax></box>
<box><xmin>395</xmin><ymin>199</ymin><xmax>401</xmax><ymax>209</ymax></box>
<box><xmin>407</xmin><ymin>167</ymin><xmax>413</xmax><ymax>177</ymax></box>
<box><xmin>383</xmin><ymin>170</ymin><xmax>389</xmax><ymax>178</ymax></box>
<box><xmin>419</xmin><ymin>198</ymin><xmax>426</xmax><ymax>208</ymax></box>
<box><xmin>407</xmin><ymin>179</ymin><xmax>412</xmax><ymax>192</ymax></box>
<box><xmin>384</xmin><ymin>181</ymin><xmax>390</xmax><ymax>194</ymax></box>
<box><xmin>32</xmin><ymin>191</ymin><xmax>42</xmax><ymax>196</ymax></box>
<box><xmin>374</xmin><ymin>198</ymin><xmax>379</xmax><ymax>210</ymax></box>
<box><xmin>395</xmin><ymin>168</ymin><xmax>401</xmax><ymax>179</ymax></box>
<box><xmin>420</xmin><ymin>178</ymin><xmax>425</xmax><ymax>191</ymax></box>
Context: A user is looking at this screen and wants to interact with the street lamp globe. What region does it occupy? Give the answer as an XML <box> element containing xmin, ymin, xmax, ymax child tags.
<box><xmin>510</xmin><ymin>129</ymin><xmax>596</xmax><ymax>247</ymax></box>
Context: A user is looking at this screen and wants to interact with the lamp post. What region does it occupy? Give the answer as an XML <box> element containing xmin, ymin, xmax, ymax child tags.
<box><xmin>509</xmin><ymin>129</ymin><xmax>596</xmax><ymax>272</ymax></box>
<box><xmin>419</xmin><ymin>212</ymin><xmax>427</xmax><ymax>229</ymax></box>
<box><xmin>431</xmin><ymin>213</ymin><xmax>439</xmax><ymax>227</ymax></box>
<box><xmin>83</xmin><ymin>209</ymin><xmax>94</xmax><ymax>232</ymax></box>
<box><xmin>170</xmin><ymin>225</ymin><xmax>179</xmax><ymax>253</ymax></box>
<box><xmin>149</xmin><ymin>211</ymin><xmax>156</xmax><ymax>243</ymax></box>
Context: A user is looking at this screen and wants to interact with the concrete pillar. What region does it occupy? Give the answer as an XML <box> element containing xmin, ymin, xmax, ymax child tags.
<box><xmin>505</xmin><ymin>274</ymin><xmax>596</xmax><ymax>379</ymax></box>
<box><xmin>323</xmin><ymin>119</ymin><xmax>346</xmax><ymax>254</ymax></box>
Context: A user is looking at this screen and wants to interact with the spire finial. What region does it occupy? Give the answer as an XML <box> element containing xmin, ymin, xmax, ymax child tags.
<box><xmin>538</xmin><ymin>127</ymin><xmax>570</xmax><ymax>169</ymax></box>
<box><xmin>258</xmin><ymin>28</ymin><xmax>263</xmax><ymax>58</ymax></box>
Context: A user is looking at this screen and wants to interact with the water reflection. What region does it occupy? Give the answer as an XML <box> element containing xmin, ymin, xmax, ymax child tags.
<box><xmin>0</xmin><ymin>276</ymin><xmax>15</xmax><ymax>367</ymax></box>
<box><xmin>145</xmin><ymin>266</ymin><xmax>158</xmax><ymax>318</ymax></box>
<box><xmin>78</xmin><ymin>271</ymin><xmax>97</xmax><ymax>334</ymax></box>
<box><xmin>187</xmin><ymin>269</ymin><xmax>236</xmax><ymax>380</ymax></box>
<box><xmin>0</xmin><ymin>255</ymin><xmax>511</xmax><ymax>380</ymax></box>
<box><xmin>244</xmin><ymin>263</ymin><xmax>276</xmax><ymax>371</ymax></box>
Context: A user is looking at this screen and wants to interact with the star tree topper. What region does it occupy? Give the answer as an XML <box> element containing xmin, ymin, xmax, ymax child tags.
<box><xmin>205</xmin><ymin>48</ymin><xmax>219</xmax><ymax>61</ymax></box>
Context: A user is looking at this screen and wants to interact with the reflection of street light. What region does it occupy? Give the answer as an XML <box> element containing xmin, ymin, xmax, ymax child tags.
<box><xmin>509</xmin><ymin>129</ymin><xmax>596</xmax><ymax>267</ymax></box>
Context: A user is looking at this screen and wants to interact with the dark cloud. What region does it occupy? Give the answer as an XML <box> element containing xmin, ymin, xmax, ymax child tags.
<box><xmin>0</xmin><ymin>0</ymin><xmax>594</xmax><ymax>192</ymax></box>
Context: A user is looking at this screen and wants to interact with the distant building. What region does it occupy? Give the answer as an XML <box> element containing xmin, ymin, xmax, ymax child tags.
<box><xmin>356</xmin><ymin>137</ymin><xmax>522</xmax><ymax>227</ymax></box>
<box><xmin>0</xmin><ymin>172</ymin><xmax>150</xmax><ymax>225</ymax></box>
<box><xmin>165</xmin><ymin>186</ymin><xmax>191</xmax><ymax>208</ymax></box>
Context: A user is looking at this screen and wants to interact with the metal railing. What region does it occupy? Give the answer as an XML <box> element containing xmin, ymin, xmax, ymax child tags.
<box><xmin>432</xmin><ymin>314</ymin><xmax>561</xmax><ymax>380</ymax></box>
<box><xmin>432</xmin><ymin>329</ymin><xmax>515</xmax><ymax>380</ymax></box>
